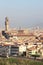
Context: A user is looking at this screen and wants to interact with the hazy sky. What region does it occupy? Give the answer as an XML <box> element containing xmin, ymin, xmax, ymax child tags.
<box><xmin>0</xmin><ymin>0</ymin><xmax>43</xmax><ymax>29</ymax></box>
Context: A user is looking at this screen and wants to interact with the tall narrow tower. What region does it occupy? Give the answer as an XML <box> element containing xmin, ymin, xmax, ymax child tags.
<box><xmin>5</xmin><ymin>17</ymin><xmax>9</xmax><ymax>31</ymax></box>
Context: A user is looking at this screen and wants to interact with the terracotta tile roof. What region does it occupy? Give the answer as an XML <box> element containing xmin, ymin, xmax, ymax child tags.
<box><xmin>27</xmin><ymin>46</ymin><xmax>37</xmax><ymax>51</ymax></box>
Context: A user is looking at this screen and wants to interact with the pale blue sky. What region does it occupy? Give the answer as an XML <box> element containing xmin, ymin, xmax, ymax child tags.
<box><xmin>0</xmin><ymin>0</ymin><xmax>43</xmax><ymax>28</ymax></box>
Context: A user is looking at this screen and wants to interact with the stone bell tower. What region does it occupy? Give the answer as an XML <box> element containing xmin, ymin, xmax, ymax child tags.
<box><xmin>5</xmin><ymin>17</ymin><xmax>9</xmax><ymax>31</ymax></box>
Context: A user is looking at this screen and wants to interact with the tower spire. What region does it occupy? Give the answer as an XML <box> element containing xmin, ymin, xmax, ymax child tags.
<box><xmin>5</xmin><ymin>17</ymin><xmax>9</xmax><ymax>31</ymax></box>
